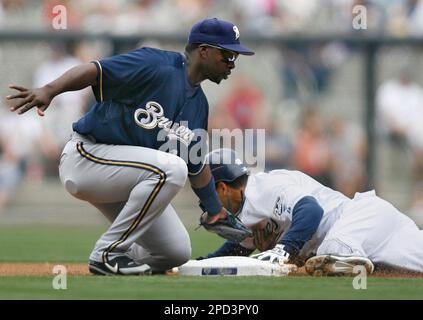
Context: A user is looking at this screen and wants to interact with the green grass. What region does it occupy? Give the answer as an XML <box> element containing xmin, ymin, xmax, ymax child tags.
<box><xmin>0</xmin><ymin>225</ymin><xmax>221</xmax><ymax>262</ymax></box>
<box><xmin>1</xmin><ymin>276</ymin><xmax>423</xmax><ymax>300</ymax></box>
<box><xmin>0</xmin><ymin>225</ymin><xmax>422</xmax><ymax>300</ymax></box>
<box><xmin>0</xmin><ymin>226</ymin><xmax>104</xmax><ymax>262</ymax></box>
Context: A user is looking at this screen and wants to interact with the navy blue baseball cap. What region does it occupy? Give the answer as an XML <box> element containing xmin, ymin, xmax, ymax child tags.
<box><xmin>188</xmin><ymin>18</ymin><xmax>255</xmax><ymax>56</ymax></box>
<box><xmin>205</xmin><ymin>149</ymin><xmax>250</xmax><ymax>183</ymax></box>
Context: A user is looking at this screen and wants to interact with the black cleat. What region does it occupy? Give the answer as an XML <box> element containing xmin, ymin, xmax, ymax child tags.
<box><xmin>305</xmin><ymin>255</ymin><xmax>374</xmax><ymax>276</ymax></box>
<box><xmin>89</xmin><ymin>256</ymin><xmax>151</xmax><ymax>276</ymax></box>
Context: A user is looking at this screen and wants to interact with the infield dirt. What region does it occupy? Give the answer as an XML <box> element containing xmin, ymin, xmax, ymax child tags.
<box><xmin>1</xmin><ymin>263</ymin><xmax>422</xmax><ymax>278</ymax></box>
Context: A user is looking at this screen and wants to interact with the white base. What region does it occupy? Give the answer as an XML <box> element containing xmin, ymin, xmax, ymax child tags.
<box><xmin>173</xmin><ymin>256</ymin><xmax>296</xmax><ymax>277</ymax></box>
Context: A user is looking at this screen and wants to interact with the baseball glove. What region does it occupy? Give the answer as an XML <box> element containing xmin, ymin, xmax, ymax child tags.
<box><xmin>199</xmin><ymin>210</ymin><xmax>253</xmax><ymax>243</ymax></box>
<box><xmin>251</xmin><ymin>219</ymin><xmax>283</xmax><ymax>251</ymax></box>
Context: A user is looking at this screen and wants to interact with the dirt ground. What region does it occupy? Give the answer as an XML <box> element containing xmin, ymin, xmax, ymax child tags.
<box><xmin>0</xmin><ymin>263</ymin><xmax>90</xmax><ymax>276</ymax></box>
<box><xmin>1</xmin><ymin>263</ymin><xmax>423</xmax><ymax>278</ymax></box>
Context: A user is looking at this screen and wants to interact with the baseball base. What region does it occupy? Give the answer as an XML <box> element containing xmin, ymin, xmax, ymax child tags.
<box><xmin>172</xmin><ymin>256</ymin><xmax>297</xmax><ymax>276</ymax></box>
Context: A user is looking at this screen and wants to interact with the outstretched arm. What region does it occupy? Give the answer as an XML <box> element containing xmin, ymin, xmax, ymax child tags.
<box><xmin>7</xmin><ymin>62</ymin><xmax>98</xmax><ymax>116</ymax></box>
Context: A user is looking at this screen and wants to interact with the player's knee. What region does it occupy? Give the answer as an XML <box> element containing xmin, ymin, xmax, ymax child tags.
<box><xmin>317</xmin><ymin>238</ymin><xmax>365</xmax><ymax>257</ymax></box>
<box><xmin>168</xmin><ymin>243</ymin><xmax>192</xmax><ymax>267</ymax></box>
<box><xmin>155</xmin><ymin>151</ymin><xmax>188</xmax><ymax>187</ymax></box>
<box><xmin>63</xmin><ymin>178</ymin><xmax>91</xmax><ymax>201</ymax></box>
<box><xmin>164</xmin><ymin>156</ymin><xmax>188</xmax><ymax>188</ymax></box>
<box><xmin>165</xmin><ymin>234</ymin><xmax>192</xmax><ymax>267</ymax></box>
<box><xmin>64</xmin><ymin>179</ymin><xmax>79</xmax><ymax>197</ymax></box>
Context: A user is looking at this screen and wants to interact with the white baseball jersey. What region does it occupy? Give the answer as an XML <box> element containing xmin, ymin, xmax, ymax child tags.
<box><xmin>238</xmin><ymin>169</ymin><xmax>423</xmax><ymax>272</ymax></box>
<box><xmin>238</xmin><ymin>169</ymin><xmax>350</xmax><ymax>256</ymax></box>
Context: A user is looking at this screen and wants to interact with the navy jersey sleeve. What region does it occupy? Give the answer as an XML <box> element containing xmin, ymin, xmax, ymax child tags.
<box><xmin>279</xmin><ymin>196</ymin><xmax>323</xmax><ymax>256</ymax></box>
<box><xmin>92</xmin><ymin>48</ymin><xmax>164</xmax><ymax>102</ymax></box>
<box><xmin>197</xmin><ymin>240</ymin><xmax>254</xmax><ymax>260</ymax></box>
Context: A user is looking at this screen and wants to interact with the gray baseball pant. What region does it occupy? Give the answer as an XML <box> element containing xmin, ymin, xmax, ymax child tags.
<box><xmin>58</xmin><ymin>132</ymin><xmax>191</xmax><ymax>271</ymax></box>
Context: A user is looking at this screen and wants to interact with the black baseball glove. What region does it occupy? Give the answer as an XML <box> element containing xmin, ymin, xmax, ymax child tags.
<box><xmin>199</xmin><ymin>210</ymin><xmax>253</xmax><ymax>243</ymax></box>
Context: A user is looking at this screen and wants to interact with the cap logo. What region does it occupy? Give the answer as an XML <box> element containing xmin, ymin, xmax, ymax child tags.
<box><xmin>233</xmin><ymin>26</ymin><xmax>240</xmax><ymax>40</ymax></box>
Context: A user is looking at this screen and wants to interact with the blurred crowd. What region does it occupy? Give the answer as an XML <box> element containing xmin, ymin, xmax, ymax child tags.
<box><xmin>1</xmin><ymin>42</ymin><xmax>423</xmax><ymax>221</ymax></box>
<box><xmin>376</xmin><ymin>66</ymin><xmax>423</xmax><ymax>222</ymax></box>
<box><xmin>1</xmin><ymin>1</ymin><xmax>423</xmax><ymax>224</ymax></box>
<box><xmin>209</xmin><ymin>79</ymin><xmax>368</xmax><ymax>198</ymax></box>
<box><xmin>1</xmin><ymin>0</ymin><xmax>423</xmax><ymax>36</ymax></box>
<box><xmin>0</xmin><ymin>40</ymin><xmax>94</xmax><ymax>213</ymax></box>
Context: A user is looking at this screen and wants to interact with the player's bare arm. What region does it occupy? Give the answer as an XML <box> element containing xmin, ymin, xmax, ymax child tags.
<box><xmin>189</xmin><ymin>164</ymin><xmax>228</xmax><ymax>224</ymax></box>
<box><xmin>7</xmin><ymin>62</ymin><xmax>97</xmax><ymax>116</ymax></box>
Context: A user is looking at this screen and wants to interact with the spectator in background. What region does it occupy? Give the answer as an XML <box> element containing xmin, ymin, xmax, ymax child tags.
<box><xmin>0</xmin><ymin>1</ymin><xmax>4</xmax><ymax>28</ymax></box>
<box><xmin>294</xmin><ymin>107</ymin><xmax>334</xmax><ymax>188</ymax></box>
<box><xmin>377</xmin><ymin>67</ymin><xmax>423</xmax><ymax>194</ymax></box>
<box><xmin>43</xmin><ymin>0</ymin><xmax>84</xmax><ymax>31</ymax></box>
<box><xmin>3</xmin><ymin>0</ymin><xmax>423</xmax><ymax>37</ymax></box>
<box><xmin>217</xmin><ymin>75</ymin><xmax>267</xmax><ymax>130</ymax></box>
<box><xmin>232</xmin><ymin>0</ymin><xmax>282</xmax><ymax>34</ymax></box>
<box><xmin>350</xmin><ymin>0</ymin><xmax>387</xmax><ymax>34</ymax></box>
<box><xmin>0</xmin><ymin>0</ymin><xmax>29</xmax><ymax>30</ymax></box>
<box><xmin>0</xmin><ymin>124</ymin><xmax>22</xmax><ymax>214</ymax></box>
<box><xmin>264</xmin><ymin>118</ymin><xmax>294</xmax><ymax>171</ymax></box>
<box><xmin>280</xmin><ymin>45</ymin><xmax>334</xmax><ymax>101</ymax></box>
<box><xmin>0</xmin><ymin>110</ymin><xmax>59</xmax><ymax>213</ymax></box>
<box><xmin>388</xmin><ymin>0</ymin><xmax>423</xmax><ymax>36</ymax></box>
<box><xmin>210</xmin><ymin>75</ymin><xmax>268</xmax><ymax>155</ymax></box>
<box><xmin>378</xmin><ymin>69</ymin><xmax>410</xmax><ymax>145</ymax></box>
<box><xmin>34</xmin><ymin>42</ymin><xmax>90</xmax><ymax>149</ymax></box>
<box><xmin>408</xmin><ymin>182</ymin><xmax>423</xmax><ymax>228</ymax></box>
<box><xmin>1</xmin><ymin>0</ymin><xmax>25</xmax><ymax>11</ymax></box>
<box><xmin>406</xmin><ymin>0</ymin><xmax>423</xmax><ymax>35</ymax></box>
<box><xmin>328</xmin><ymin>116</ymin><xmax>367</xmax><ymax>197</ymax></box>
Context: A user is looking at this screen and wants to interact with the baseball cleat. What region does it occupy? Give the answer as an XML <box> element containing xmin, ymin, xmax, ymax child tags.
<box><xmin>89</xmin><ymin>256</ymin><xmax>152</xmax><ymax>276</ymax></box>
<box><xmin>305</xmin><ymin>255</ymin><xmax>374</xmax><ymax>276</ymax></box>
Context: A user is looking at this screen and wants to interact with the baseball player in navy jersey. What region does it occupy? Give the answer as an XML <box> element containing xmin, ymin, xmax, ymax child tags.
<box><xmin>6</xmin><ymin>18</ymin><xmax>254</xmax><ymax>275</ymax></box>
<box><xmin>201</xmin><ymin>149</ymin><xmax>423</xmax><ymax>275</ymax></box>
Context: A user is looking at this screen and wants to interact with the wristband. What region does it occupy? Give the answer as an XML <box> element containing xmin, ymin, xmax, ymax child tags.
<box><xmin>192</xmin><ymin>176</ymin><xmax>223</xmax><ymax>216</ymax></box>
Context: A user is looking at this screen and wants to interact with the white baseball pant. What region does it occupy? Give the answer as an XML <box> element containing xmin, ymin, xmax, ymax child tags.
<box><xmin>317</xmin><ymin>190</ymin><xmax>423</xmax><ymax>273</ymax></box>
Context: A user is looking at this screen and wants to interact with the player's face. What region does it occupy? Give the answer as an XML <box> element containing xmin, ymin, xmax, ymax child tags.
<box><xmin>200</xmin><ymin>45</ymin><xmax>238</xmax><ymax>84</ymax></box>
<box><xmin>216</xmin><ymin>182</ymin><xmax>243</xmax><ymax>214</ymax></box>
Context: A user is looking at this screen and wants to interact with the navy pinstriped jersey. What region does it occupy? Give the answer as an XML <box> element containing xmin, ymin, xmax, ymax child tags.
<box><xmin>72</xmin><ymin>47</ymin><xmax>209</xmax><ymax>175</ymax></box>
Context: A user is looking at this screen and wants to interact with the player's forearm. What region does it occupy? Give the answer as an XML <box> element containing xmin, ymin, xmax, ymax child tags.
<box><xmin>280</xmin><ymin>196</ymin><xmax>323</xmax><ymax>256</ymax></box>
<box><xmin>189</xmin><ymin>164</ymin><xmax>212</xmax><ymax>188</ymax></box>
<box><xmin>43</xmin><ymin>63</ymin><xmax>98</xmax><ymax>97</ymax></box>
<box><xmin>190</xmin><ymin>165</ymin><xmax>223</xmax><ymax>217</ymax></box>
<box><xmin>201</xmin><ymin>241</ymin><xmax>253</xmax><ymax>259</ymax></box>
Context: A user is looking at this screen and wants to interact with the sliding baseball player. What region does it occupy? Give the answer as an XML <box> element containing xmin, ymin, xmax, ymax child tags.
<box><xmin>200</xmin><ymin>148</ymin><xmax>423</xmax><ymax>275</ymax></box>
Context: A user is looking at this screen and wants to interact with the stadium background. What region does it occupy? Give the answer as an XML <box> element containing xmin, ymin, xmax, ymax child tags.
<box><xmin>0</xmin><ymin>0</ymin><xmax>423</xmax><ymax>299</ymax></box>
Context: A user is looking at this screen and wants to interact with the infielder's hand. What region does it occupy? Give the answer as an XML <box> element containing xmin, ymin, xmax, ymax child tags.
<box><xmin>203</xmin><ymin>207</ymin><xmax>228</xmax><ymax>224</ymax></box>
<box><xmin>251</xmin><ymin>244</ymin><xmax>290</xmax><ymax>265</ymax></box>
<box><xmin>199</xmin><ymin>208</ymin><xmax>253</xmax><ymax>243</ymax></box>
<box><xmin>6</xmin><ymin>85</ymin><xmax>54</xmax><ymax>116</ymax></box>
